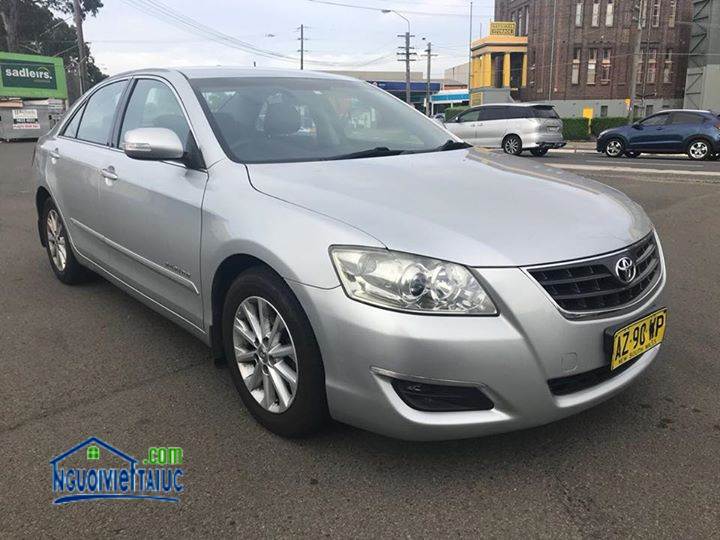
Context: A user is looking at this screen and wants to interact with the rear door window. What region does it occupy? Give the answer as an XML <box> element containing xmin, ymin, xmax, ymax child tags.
<box><xmin>483</xmin><ymin>107</ymin><xmax>508</xmax><ymax>121</ymax></box>
<box><xmin>61</xmin><ymin>104</ymin><xmax>85</xmax><ymax>138</ymax></box>
<box><xmin>75</xmin><ymin>81</ymin><xmax>126</xmax><ymax>145</ymax></box>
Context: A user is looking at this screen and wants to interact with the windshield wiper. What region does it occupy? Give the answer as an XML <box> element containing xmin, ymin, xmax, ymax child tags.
<box><xmin>436</xmin><ymin>139</ymin><xmax>472</xmax><ymax>151</ymax></box>
<box><xmin>327</xmin><ymin>147</ymin><xmax>407</xmax><ymax>160</ymax></box>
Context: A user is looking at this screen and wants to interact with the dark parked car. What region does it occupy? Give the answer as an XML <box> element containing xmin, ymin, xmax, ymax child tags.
<box><xmin>597</xmin><ymin>109</ymin><xmax>720</xmax><ymax>160</ymax></box>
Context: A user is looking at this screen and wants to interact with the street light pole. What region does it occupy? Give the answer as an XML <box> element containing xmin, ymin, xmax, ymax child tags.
<box><xmin>383</xmin><ymin>9</ymin><xmax>414</xmax><ymax>104</ymax></box>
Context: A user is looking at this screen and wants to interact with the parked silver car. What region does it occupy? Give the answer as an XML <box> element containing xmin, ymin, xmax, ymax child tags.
<box><xmin>33</xmin><ymin>68</ymin><xmax>666</xmax><ymax>441</ymax></box>
<box><xmin>444</xmin><ymin>103</ymin><xmax>566</xmax><ymax>156</ymax></box>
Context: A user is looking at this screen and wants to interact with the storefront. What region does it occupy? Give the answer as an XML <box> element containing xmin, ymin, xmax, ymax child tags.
<box><xmin>0</xmin><ymin>52</ymin><xmax>68</xmax><ymax>141</ymax></box>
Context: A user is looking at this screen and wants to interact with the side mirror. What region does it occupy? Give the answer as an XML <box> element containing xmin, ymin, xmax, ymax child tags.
<box><xmin>123</xmin><ymin>127</ymin><xmax>185</xmax><ymax>161</ymax></box>
<box><xmin>632</xmin><ymin>122</ymin><xmax>642</xmax><ymax>130</ymax></box>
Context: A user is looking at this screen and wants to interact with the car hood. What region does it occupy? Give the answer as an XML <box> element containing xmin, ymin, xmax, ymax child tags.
<box><xmin>246</xmin><ymin>148</ymin><xmax>653</xmax><ymax>267</ymax></box>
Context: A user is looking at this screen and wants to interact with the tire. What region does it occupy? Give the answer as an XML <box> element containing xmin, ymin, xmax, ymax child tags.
<box><xmin>222</xmin><ymin>267</ymin><xmax>328</xmax><ymax>437</ymax></box>
<box><xmin>625</xmin><ymin>151</ymin><xmax>641</xmax><ymax>158</ymax></box>
<box><xmin>604</xmin><ymin>138</ymin><xmax>625</xmax><ymax>158</ymax></box>
<box><xmin>530</xmin><ymin>147</ymin><xmax>549</xmax><ymax>157</ymax></box>
<box><xmin>502</xmin><ymin>135</ymin><xmax>523</xmax><ymax>156</ymax></box>
<box><xmin>42</xmin><ymin>198</ymin><xmax>94</xmax><ymax>284</ymax></box>
<box><xmin>687</xmin><ymin>139</ymin><xmax>710</xmax><ymax>161</ymax></box>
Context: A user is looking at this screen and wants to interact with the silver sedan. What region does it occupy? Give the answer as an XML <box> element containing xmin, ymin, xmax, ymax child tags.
<box><xmin>33</xmin><ymin>68</ymin><xmax>666</xmax><ymax>440</ymax></box>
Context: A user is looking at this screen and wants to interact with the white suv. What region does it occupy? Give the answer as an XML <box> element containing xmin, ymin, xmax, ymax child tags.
<box><xmin>444</xmin><ymin>103</ymin><xmax>566</xmax><ymax>156</ymax></box>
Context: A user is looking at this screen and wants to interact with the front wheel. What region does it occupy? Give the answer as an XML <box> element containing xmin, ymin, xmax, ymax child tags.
<box><xmin>530</xmin><ymin>147</ymin><xmax>549</xmax><ymax>157</ymax></box>
<box><xmin>687</xmin><ymin>139</ymin><xmax>711</xmax><ymax>161</ymax></box>
<box><xmin>604</xmin><ymin>138</ymin><xmax>625</xmax><ymax>158</ymax></box>
<box><xmin>502</xmin><ymin>135</ymin><xmax>523</xmax><ymax>156</ymax></box>
<box><xmin>222</xmin><ymin>267</ymin><xmax>328</xmax><ymax>437</ymax></box>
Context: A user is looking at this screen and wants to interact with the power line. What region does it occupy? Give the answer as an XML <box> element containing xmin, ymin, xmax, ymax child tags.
<box><xmin>118</xmin><ymin>0</ymin><xmax>393</xmax><ymax>67</ymax></box>
<box><xmin>305</xmin><ymin>0</ymin><xmax>492</xmax><ymax>17</ymax></box>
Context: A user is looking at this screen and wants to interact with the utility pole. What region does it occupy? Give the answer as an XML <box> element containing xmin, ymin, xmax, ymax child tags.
<box><xmin>548</xmin><ymin>0</ymin><xmax>557</xmax><ymax>101</ymax></box>
<box><xmin>423</xmin><ymin>42</ymin><xmax>437</xmax><ymax>116</ymax></box>
<box><xmin>468</xmin><ymin>1</ymin><xmax>473</xmax><ymax>94</ymax></box>
<box><xmin>627</xmin><ymin>0</ymin><xmax>643</xmax><ymax>123</ymax></box>
<box><xmin>397</xmin><ymin>32</ymin><xmax>416</xmax><ymax>104</ymax></box>
<box><xmin>298</xmin><ymin>24</ymin><xmax>305</xmax><ymax>70</ymax></box>
<box><xmin>71</xmin><ymin>0</ymin><xmax>87</xmax><ymax>93</ymax></box>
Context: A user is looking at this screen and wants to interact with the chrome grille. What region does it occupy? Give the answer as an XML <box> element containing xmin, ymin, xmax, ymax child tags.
<box><xmin>528</xmin><ymin>233</ymin><xmax>661</xmax><ymax>315</ymax></box>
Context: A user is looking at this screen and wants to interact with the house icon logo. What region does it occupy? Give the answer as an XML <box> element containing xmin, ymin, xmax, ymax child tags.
<box><xmin>50</xmin><ymin>437</ymin><xmax>184</xmax><ymax>505</ymax></box>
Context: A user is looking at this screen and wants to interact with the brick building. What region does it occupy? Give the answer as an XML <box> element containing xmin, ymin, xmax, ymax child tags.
<box><xmin>494</xmin><ymin>0</ymin><xmax>692</xmax><ymax>117</ymax></box>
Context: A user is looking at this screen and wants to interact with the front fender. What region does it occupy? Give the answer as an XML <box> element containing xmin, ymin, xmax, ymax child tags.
<box><xmin>200</xmin><ymin>160</ymin><xmax>385</xmax><ymax>327</ymax></box>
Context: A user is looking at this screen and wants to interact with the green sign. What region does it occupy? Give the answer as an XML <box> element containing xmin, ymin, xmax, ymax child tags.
<box><xmin>0</xmin><ymin>52</ymin><xmax>67</xmax><ymax>99</ymax></box>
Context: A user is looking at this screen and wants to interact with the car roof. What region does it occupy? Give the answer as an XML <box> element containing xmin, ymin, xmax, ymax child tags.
<box><xmin>110</xmin><ymin>66</ymin><xmax>359</xmax><ymax>82</ymax></box>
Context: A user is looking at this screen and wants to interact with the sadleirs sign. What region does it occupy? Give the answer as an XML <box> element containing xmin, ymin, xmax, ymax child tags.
<box><xmin>0</xmin><ymin>52</ymin><xmax>67</xmax><ymax>99</ymax></box>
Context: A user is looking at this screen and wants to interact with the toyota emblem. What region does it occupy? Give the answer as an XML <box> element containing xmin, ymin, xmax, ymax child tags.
<box><xmin>615</xmin><ymin>256</ymin><xmax>637</xmax><ymax>283</ymax></box>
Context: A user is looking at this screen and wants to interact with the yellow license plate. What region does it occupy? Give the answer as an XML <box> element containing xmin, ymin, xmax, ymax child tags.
<box><xmin>611</xmin><ymin>309</ymin><xmax>667</xmax><ymax>370</ymax></box>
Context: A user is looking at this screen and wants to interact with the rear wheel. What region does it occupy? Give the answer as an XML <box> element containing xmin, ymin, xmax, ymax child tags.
<box><xmin>604</xmin><ymin>138</ymin><xmax>625</xmax><ymax>158</ymax></box>
<box><xmin>502</xmin><ymin>135</ymin><xmax>522</xmax><ymax>156</ymax></box>
<box><xmin>222</xmin><ymin>267</ymin><xmax>328</xmax><ymax>437</ymax></box>
<box><xmin>687</xmin><ymin>139</ymin><xmax>710</xmax><ymax>161</ymax></box>
<box><xmin>530</xmin><ymin>147</ymin><xmax>549</xmax><ymax>157</ymax></box>
<box><xmin>42</xmin><ymin>199</ymin><xmax>94</xmax><ymax>284</ymax></box>
<box><xmin>625</xmin><ymin>151</ymin><xmax>641</xmax><ymax>158</ymax></box>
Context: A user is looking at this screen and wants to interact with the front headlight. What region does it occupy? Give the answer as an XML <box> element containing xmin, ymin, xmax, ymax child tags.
<box><xmin>330</xmin><ymin>247</ymin><xmax>497</xmax><ymax>315</ymax></box>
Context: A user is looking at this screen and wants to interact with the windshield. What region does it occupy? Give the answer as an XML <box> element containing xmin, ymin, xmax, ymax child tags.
<box><xmin>190</xmin><ymin>76</ymin><xmax>452</xmax><ymax>163</ymax></box>
<box><xmin>532</xmin><ymin>106</ymin><xmax>559</xmax><ymax>119</ymax></box>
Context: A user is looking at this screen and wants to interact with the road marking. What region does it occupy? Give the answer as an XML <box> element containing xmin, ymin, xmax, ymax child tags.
<box><xmin>547</xmin><ymin>163</ymin><xmax>720</xmax><ymax>177</ymax></box>
<box><xmin>584</xmin><ymin>159</ymin><xmax>705</xmax><ymax>168</ymax></box>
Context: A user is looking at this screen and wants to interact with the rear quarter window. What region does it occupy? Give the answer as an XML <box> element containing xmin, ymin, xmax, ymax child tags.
<box><xmin>532</xmin><ymin>106</ymin><xmax>560</xmax><ymax>119</ymax></box>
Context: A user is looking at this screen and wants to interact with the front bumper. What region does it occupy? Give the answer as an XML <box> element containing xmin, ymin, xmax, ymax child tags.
<box><xmin>289</xmin><ymin>255</ymin><xmax>666</xmax><ymax>441</ymax></box>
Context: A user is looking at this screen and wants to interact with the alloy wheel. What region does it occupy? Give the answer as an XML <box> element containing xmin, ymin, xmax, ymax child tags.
<box><xmin>232</xmin><ymin>296</ymin><xmax>298</xmax><ymax>413</ymax></box>
<box><xmin>46</xmin><ymin>209</ymin><xmax>67</xmax><ymax>272</ymax></box>
<box><xmin>689</xmin><ymin>141</ymin><xmax>709</xmax><ymax>160</ymax></box>
<box><xmin>504</xmin><ymin>137</ymin><xmax>520</xmax><ymax>155</ymax></box>
<box><xmin>606</xmin><ymin>140</ymin><xmax>623</xmax><ymax>157</ymax></box>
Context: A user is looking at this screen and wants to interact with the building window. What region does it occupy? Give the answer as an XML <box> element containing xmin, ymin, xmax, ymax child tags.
<box><xmin>575</xmin><ymin>0</ymin><xmax>584</xmax><ymax>27</ymax></box>
<box><xmin>592</xmin><ymin>0</ymin><xmax>601</xmax><ymax>26</ymax></box>
<box><xmin>640</xmin><ymin>0</ymin><xmax>648</xmax><ymax>28</ymax></box>
<box><xmin>651</xmin><ymin>0</ymin><xmax>661</xmax><ymax>27</ymax></box>
<box><xmin>601</xmin><ymin>105</ymin><xmax>609</xmax><ymax>117</ymax></box>
<box><xmin>645</xmin><ymin>104</ymin><xmax>654</xmax><ymax>116</ymax></box>
<box><xmin>524</xmin><ymin>5</ymin><xmax>530</xmax><ymax>36</ymax></box>
<box><xmin>669</xmin><ymin>0</ymin><xmax>677</xmax><ymax>27</ymax></box>
<box><xmin>518</xmin><ymin>8</ymin><xmax>524</xmax><ymax>36</ymax></box>
<box><xmin>647</xmin><ymin>48</ymin><xmax>657</xmax><ymax>83</ymax></box>
<box><xmin>637</xmin><ymin>48</ymin><xmax>645</xmax><ymax>83</ymax></box>
<box><xmin>601</xmin><ymin>48</ymin><xmax>612</xmax><ymax>83</ymax></box>
<box><xmin>572</xmin><ymin>48</ymin><xmax>581</xmax><ymax>85</ymax></box>
<box><xmin>587</xmin><ymin>48</ymin><xmax>597</xmax><ymax>85</ymax></box>
<box><xmin>663</xmin><ymin>49</ymin><xmax>673</xmax><ymax>83</ymax></box>
<box><xmin>606</xmin><ymin>0</ymin><xmax>615</xmax><ymax>26</ymax></box>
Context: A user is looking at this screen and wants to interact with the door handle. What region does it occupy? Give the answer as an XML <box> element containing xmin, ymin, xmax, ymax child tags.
<box><xmin>49</xmin><ymin>149</ymin><xmax>60</xmax><ymax>160</ymax></box>
<box><xmin>101</xmin><ymin>167</ymin><xmax>118</xmax><ymax>181</ymax></box>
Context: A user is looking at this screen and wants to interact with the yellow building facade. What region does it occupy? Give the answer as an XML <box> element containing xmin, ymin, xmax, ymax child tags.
<box><xmin>470</xmin><ymin>26</ymin><xmax>528</xmax><ymax>106</ymax></box>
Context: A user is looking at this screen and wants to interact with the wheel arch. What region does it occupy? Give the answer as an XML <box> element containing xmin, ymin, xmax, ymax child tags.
<box><xmin>35</xmin><ymin>186</ymin><xmax>52</xmax><ymax>247</ymax></box>
<box><xmin>684</xmin><ymin>135</ymin><xmax>714</xmax><ymax>152</ymax></box>
<box><xmin>209</xmin><ymin>253</ymin><xmax>287</xmax><ymax>361</ymax></box>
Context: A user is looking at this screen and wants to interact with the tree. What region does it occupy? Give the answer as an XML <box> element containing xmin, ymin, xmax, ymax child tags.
<box><xmin>0</xmin><ymin>0</ymin><xmax>106</xmax><ymax>96</ymax></box>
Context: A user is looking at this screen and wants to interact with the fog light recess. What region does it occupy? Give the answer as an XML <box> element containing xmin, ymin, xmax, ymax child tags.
<box><xmin>391</xmin><ymin>378</ymin><xmax>494</xmax><ymax>412</ymax></box>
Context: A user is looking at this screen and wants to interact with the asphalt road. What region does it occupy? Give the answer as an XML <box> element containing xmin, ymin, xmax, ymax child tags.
<box><xmin>1</xmin><ymin>141</ymin><xmax>718</xmax><ymax>538</ymax></box>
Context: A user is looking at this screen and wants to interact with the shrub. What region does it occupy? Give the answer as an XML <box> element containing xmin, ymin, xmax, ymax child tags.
<box><xmin>562</xmin><ymin>118</ymin><xmax>590</xmax><ymax>140</ymax></box>
<box><xmin>591</xmin><ymin>117</ymin><xmax>630</xmax><ymax>137</ymax></box>
<box><xmin>443</xmin><ymin>106</ymin><xmax>469</xmax><ymax>120</ymax></box>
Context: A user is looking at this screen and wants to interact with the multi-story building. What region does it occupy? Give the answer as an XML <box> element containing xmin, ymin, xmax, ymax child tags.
<box><xmin>493</xmin><ymin>0</ymin><xmax>691</xmax><ymax>117</ymax></box>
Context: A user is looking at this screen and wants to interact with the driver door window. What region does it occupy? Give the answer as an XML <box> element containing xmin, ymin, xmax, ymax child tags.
<box><xmin>118</xmin><ymin>79</ymin><xmax>190</xmax><ymax>150</ymax></box>
<box><xmin>640</xmin><ymin>114</ymin><xmax>669</xmax><ymax>127</ymax></box>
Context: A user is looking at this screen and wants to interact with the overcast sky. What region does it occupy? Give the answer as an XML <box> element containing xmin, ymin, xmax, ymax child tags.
<box><xmin>80</xmin><ymin>0</ymin><xmax>495</xmax><ymax>77</ymax></box>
